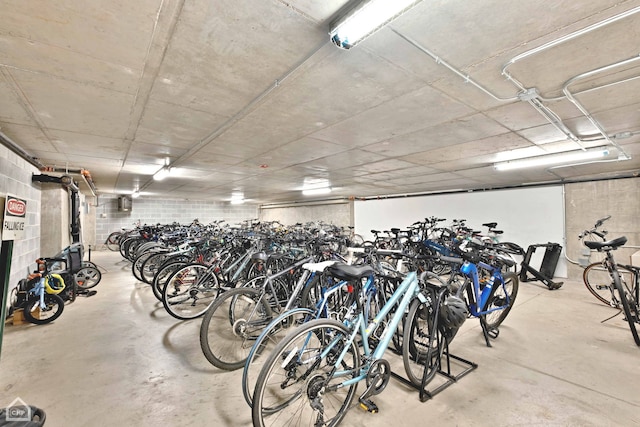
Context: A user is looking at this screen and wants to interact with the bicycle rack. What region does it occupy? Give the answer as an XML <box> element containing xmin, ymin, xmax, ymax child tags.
<box><xmin>390</xmin><ymin>339</ymin><xmax>477</xmax><ymax>402</ymax></box>
<box><xmin>519</xmin><ymin>243</ymin><xmax>564</xmax><ymax>290</ymax></box>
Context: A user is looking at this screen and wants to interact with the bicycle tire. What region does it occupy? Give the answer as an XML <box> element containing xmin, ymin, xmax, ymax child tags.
<box><xmin>252</xmin><ymin>318</ymin><xmax>359</xmax><ymax>426</ymax></box>
<box><xmin>242</xmin><ymin>307</ymin><xmax>314</xmax><ymax>407</ymax></box>
<box><xmin>23</xmin><ymin>294</ymin><xmax>65</xmax><ymax>324</ymax></box>
<box><xmin>583</xmin><ymin>263</ymin><xmax>634</xmax><ymax>308</ymax></box>
<box><xmin>132</xmin><ymin>252</ymin><xmax>154</xmax><ymax>283</ymax></box>
<box><xmin>162</xmin><ymin>264</ymin><xmax>221</xmax><ymax>320</ymax></box>
<box><xmin>141</xmin><ymin>252</ymin><xmax>172</xmax><ymax>284</ymax></box>
<box><xmin>199</xmin><ymin>287</ymin><xmax>273</xmax><ymax>371</ymax></box>
<box><xmin>152</xmin><ymin>261</ymin><xmax>188</xmax><ymax>301</ymax></box>
<box><xmin>105</xmin><ymin>231</ymin><xmax>122</xmax><ymax>251</ymax></box>
<box><xmin>482</xmin><ymin>271</ymin><xmax>519</xmax><ymax>329</ymax></box>
<box><xmin>612</xmin><ymin>267</ymin><xmax>640</xmax><ymax>346</ymax></box>
<box><xmin>402</xmin><ymin>297</ymin><xmax>446</xmax><ymax>387</ymax></box>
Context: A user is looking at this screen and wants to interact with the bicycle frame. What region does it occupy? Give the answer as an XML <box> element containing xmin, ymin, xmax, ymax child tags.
<box><xmin>303</xmin><ymin>272</ymin><xmax>423</xmax><ymax>387</ymax></box>
<box><xmin>458</xmin><ymin>260</ymin><xmax>510</xmax><ymax>316</ymax></box>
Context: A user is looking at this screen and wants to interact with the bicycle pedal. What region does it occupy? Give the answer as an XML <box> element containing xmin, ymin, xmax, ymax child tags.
<box><xmin>358</xmin><ymin>398</ymin><xmax>378</xmax><ymax>413</ymax></box>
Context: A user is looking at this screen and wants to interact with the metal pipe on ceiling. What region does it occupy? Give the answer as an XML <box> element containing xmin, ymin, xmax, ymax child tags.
<box><xmin>40</xmin><ymin>166</ymin><xmax>98</xmax><ymax>197</ymax></box>
<box><xmin>0</xmin><ymin>129</ymin><xmax>45</xmax><ymax>169</ymax></box>
<box><xmin>390</xmin><ymin>29</ymin><xmax>519</xmax><ymax>102</ymax></box>
<box><xmin>501</xmin><ymin>5</ymin><xmax>640</xmax><ymax>82</ymax></box>
<box><xmin>498</xmin><ymin>6</ymin><xmax>640</xmax><ymax>156</ymax></box>
<box><xmin>561</xmin><ymin>55</ymin><xmax>640</xmax><ymax>160</ymax></box>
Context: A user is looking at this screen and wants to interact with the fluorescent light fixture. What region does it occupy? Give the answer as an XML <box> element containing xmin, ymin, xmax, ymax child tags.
<box><xmin>494</xmin><ymin>148</ymin><xmax>610</xmax><ymax>171</ymax></box>
<box><xmin>330</xmin><ymin>0</ymin><xmax>423</xmax><ymax>49</ymax></box>
<box><xmin>230</xmin><ymin>192</ymin><xmax>245</xmax><ymax>205</ymax></box>
<box><xmin>153</xmin><ymin>166</ymin><xmax>171</xmax><ymax>181</ymax></box>
<box><xmin>302</xmin><ymin>187</ymin><xmax>332</xmax><ymax>196</ymax></box>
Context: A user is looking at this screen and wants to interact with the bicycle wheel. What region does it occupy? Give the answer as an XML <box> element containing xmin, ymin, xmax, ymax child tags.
<box><xmin>252</xmin><ymin>318</ymin><xmax>359</xmax><ymax>426</ymax></box>
<box><xmin>141</xmin><ymin>252</ymin><xmax>174</xmax><ymax>285</ymax></box>
<box><xmin>402</xmin><ymin>297</ymin><xmax>446</xmax><ymax>387</ymax></box>
<box><xmin>583</xmin><ymin>263</ymin><xmax>634</xmax><ymax>307</ymax></box>
<box><xmin>105</xmin><ymin>231</ymin><xmax>122</xmax><ymax>251</ymax></box>
<box><xmin>482</xmin><ymin>271</ymin><xmax>519</xmax><ymax>329</ymax></box>
<box><xmin>612</xmin><ymin>268</ymin><xmax>640</xmax><ymax>345</ymax></box>
<box><xmin>162</xmin><ymin>264</ymin><xmax>220</xmax><ymax>320</ymax></box>
<box><xmin>199</xmin><ymin>287</ymin><xmax>273</xmax><ymax>371</ymax></box>
<box><xmin>242</xmin><ymin>307</ymin><xmax>314</xmax><ymax>407</ymax></box>
<box><xmin>132</xmin><ymin>252</ymin><xmax>154</xmax><ymax>283</ymax></box>
<box><xmin>75</xmin><ymin>265</ymin><xmax>102</xmax><ymax>289</ymax></box>
<box><xmin>152</xmin><ymin>261</ymin><xmax>187</xmax><ymax>301</ymax></box>
<box><xmin>23</xmin><ymin>294</ymin><xmax>65</xmax><ymax>324</ymax></box>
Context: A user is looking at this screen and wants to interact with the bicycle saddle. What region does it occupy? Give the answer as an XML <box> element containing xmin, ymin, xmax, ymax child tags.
<box><xmin>327</xmin><ymin>263</ymin><xmax>374</xmax><ymax>281</ymax></box>
<box><xmin>584</xmin><ymin>236</ymin><xmax>627</xmax><ymax>250</ymax></box>
<box><xmin>482</xmin><ymin>222</ymin><xmax>498</xmax><ymax>229</ymax></box>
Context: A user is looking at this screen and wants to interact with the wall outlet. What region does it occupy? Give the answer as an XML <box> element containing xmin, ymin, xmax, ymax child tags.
<box><xmin>100</xmin><ymin>213</ymin><xmax>107</xmax><ymax>218</ymax></box>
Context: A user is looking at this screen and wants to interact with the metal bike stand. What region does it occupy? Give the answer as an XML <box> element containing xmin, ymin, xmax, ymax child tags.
<box><xmin>389</xmin><ymin>340</ymin><xmax>477</xmax><ymax>402</ymax></box>
<box><xmin>519</xmin><ymin>243</ymin><xmax>563</xmax><ymax>290</ymax></box>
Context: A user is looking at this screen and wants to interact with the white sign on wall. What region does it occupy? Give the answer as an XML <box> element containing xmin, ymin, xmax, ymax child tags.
<box><xmin>2</xmin><ymin>194</ymin><xmax>27</xmax><ymax>241</ymax></box>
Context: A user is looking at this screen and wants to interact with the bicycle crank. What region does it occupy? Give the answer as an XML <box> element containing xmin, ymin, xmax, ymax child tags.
<box><xmin>361</xmin><ymin>359</ymin><xmax>391</xmax><ymax>400</ymax></box>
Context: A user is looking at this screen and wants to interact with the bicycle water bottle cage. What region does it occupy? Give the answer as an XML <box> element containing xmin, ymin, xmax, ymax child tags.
<box><xmin>584</xmin><ymin>236</ymin><xmax>627</xmax><ymax>251</ymax></box>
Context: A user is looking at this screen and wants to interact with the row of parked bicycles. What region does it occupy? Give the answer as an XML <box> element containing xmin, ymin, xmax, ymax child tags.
<box><xmin>110</xmin><ymin>217</ymin><xmax>523</xmax><ymax>425</ymax></box>
<box><xmin>107</xmin><ymin>213</ymin><xmax>638</xmax><ymax>425</ymax></box>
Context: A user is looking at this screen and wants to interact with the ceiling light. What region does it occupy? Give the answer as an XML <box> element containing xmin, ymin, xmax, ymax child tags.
<box><xmin>330</xmin><ymin>0</ymin><xmax>423</xmax><ymax>49</ymax></box>
<box><xmin>153</xmin><ymin>166</ymin><xmax>171</xmax><ymax>181</ymax></box>
<box><xmin>302</xmin><ymin>187</ymin><xmax>332</xmax><ymax>196</ymax></box>
<box><xmin>494</xmin><ymin>147</ymin><xmax>610</xmax><ymax>171</ymax></box>
<box><xmin>230</xmin><ymin>192</ymin><xmax>245</xmax><ymax>205</ymax></box>
<box><xmin>132</xmin><ymin>190</ymin><xmax>140</xmax><ymax>198</ymax></box>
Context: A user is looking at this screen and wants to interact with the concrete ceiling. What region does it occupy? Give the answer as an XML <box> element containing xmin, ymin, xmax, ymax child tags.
<box><xmin>1</xmin><ymin>0</ymin><xmax>639</xmax><ymax>204</ymax></box>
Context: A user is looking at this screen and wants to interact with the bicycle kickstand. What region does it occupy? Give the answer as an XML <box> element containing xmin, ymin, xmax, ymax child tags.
<box><xmin>480</xmin><ymin>318</ymin><xmax>499</xmax><ymax>347</ymax></box>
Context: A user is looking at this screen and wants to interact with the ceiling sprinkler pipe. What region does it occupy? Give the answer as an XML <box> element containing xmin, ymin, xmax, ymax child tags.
<box><xmin>0</xmin><ymin>129</ymin><xmax>44</xmax><ymax>169</ymax></box>
<box><xmin>561</xmin><ymin>56</ymin><xmax>640</xmax><ymax>160</ymax></box>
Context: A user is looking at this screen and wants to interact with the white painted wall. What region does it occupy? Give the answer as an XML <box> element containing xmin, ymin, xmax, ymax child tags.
<box><xmin>354</xmin><ymin>186</ymin><xmax>567</xmax><ymax>277</ymax></box>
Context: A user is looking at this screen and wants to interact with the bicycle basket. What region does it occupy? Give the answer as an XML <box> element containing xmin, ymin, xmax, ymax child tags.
<box><xmin>44</xmin><ymin>274</ymin><xmax>66</xmax><ymax>294</ymax></box>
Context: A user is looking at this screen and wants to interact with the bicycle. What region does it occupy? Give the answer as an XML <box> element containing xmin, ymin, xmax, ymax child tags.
<box><xmin>579</xmin><ymin>216</ymin><xmax>637</xmax><ymax>308</ymax></box>
<box><xmin>583</xmin><ymin>235</ymin><xmax>640</xmax><ymax>346</ymax></box>
<box><xmin>251</xmin><ymin>264</ymin><xmax>463</xmax><ymax>426</ymax></box>
<box><xmin>200</xmin><ymin>238</ymin><xmax>348</xmax><ymax>371</ymax></box>
<box><xmin>440</xmin><ymin>241</ymin><xmax>519</xmax><ymax>347</ymax></box>
<box><xmin>9</xmin><ymin>261</ymin><xmax>66</xmax><ymax>324</ymax></box>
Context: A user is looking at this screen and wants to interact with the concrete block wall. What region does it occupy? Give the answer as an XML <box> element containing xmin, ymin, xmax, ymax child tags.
<box><xmin>94</xmin><ymin>195</ymin><xmax>259</xmax><ymax>246</ymax></box>
<box><xmin>564</xmin><ymin>177</ymin><xmax>640</xmax><ymax>281</ymax></box>
<box><xmin>0</xmin><ymin>145</ymin><xmax>41</xmax><ymax>294</ymax></box>
<box><xmin>259</xmin><ymin>202</ymin><xmax>352</xmax><ymax>228</ymax></box>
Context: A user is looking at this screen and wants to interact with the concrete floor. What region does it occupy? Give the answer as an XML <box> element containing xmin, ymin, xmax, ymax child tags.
<box><xmin>1</xmin><ymin>250</ymin><xmax>639</xmax><ymax>427</ymax></box>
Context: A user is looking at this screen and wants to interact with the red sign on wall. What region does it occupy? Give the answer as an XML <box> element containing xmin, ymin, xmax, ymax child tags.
<box><xmin>2</xmin><ymin>194</ymin><xmax>27</xmax><ymax>241</ymax></box>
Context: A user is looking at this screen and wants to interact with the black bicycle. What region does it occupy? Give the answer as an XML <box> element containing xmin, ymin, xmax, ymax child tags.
<box><xmin>584</xmin><ymin>236</ymin><xmax>640</xmax><ymax>346</ymax></box>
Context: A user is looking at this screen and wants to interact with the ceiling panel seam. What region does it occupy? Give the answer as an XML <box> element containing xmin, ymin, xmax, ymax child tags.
<box><xmin>0</xmin><ymin>67</ymin><xmax>61</xmax><ymax>155</ymax></box>
<box><xmin>118</xmin><ymin>0</ymin><xmax>187</xmax><ymax>189</ymax></box>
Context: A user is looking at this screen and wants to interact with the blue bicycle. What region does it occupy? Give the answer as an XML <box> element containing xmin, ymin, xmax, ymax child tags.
<box><xmin>441</xmin><ymin>243</ymin><xmax>519</xmax><ymax>346</ymax></box>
